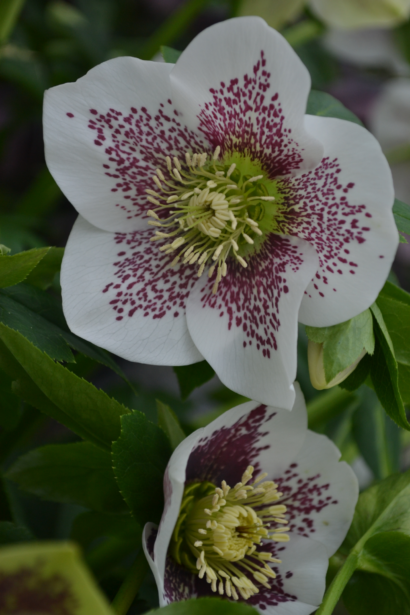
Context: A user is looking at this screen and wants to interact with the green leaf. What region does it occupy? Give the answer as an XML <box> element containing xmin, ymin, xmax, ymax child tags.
<box><xmin>369</xmin><ymin>304</ymin><xmax>409</xmax><ymax>430</ymax></box>
<box><xmin>344</xmin><ymin>469</ymin><xmax>410</xmax><ymax>549</ymax></box>
<box><xmin>377</xmin><ymin>281</ymin><xmax>410</xmax><ymax>366</ymax></box>
<box><xmin>0</xmin><ymin>521</ymin><xmax>34</xmax><ymax>545</ymax></box>
<box><xmin>352</xmin><ymin>388</ymin><xmax>401</xmax><ymax>480</ymax></box>
<box><xmin>112</xmin><ymin>411</ymin><xmax>172</xmax><ymax>526</ymax></box>
<box><xmin>339</xmin><ymin>353</ymin><xmax>372</xmax><ymax>392</ymax></box>
<box><xmin>343</xmin><ymin>532</ymin><xmax>410</xmax><ymax>615</ymax></box>
<box><xmin>306</xmin><ymin>310</ymin><xmax>374</xmax><ymax>383</ymax></box>
<box><xmin>25</xmin><ymin>247</ymin><xmax>64</xmax><ymax>289</ymax></box>
<box><xmin>0</xmin><ymin>370</ymin><xmax>21</xmax><ymax>431</ymax></box>
<box><xmin>370</xmin><ymin>303</ymin><xmax>410</xmax><ymax>430</ymax></box>
<box><xmin>71</xmin><ymin>511</ymin><xmax>141</xmax><ymax>549</ymax></box>
<box><xmin>0</xmin><ymin>324</ymin><xmax>130</xmax><ymax>450</ymax></box>
<box><xmin>147</xmin><ymin>597</ymin><xmax>258</xmax><ymax>614</ymax></box>
<box><xmin>0</xmin><ymin>542</ymin><xmax>115</xmax><ymax>614</ymax></box>
<box><xmin>7</xmin><ymin>442</ymin><xmax>127</xmax><ymax>513</ymax></box>
<box><xmin>174</xmin><ymin>360</ymin><xmax>215</xmax><ymax>399</ymax></box>
<box><xmin>0</xmin><ymin>0</ymin><xmax>26</xmax><ymax>44</ymax></box>
<box><xmin>157</xmin><ymin>400</ymin><xmax>185</xmax><ymax>450</ymax></box>
<box><xmin>161</xmin><ymin>45</ymin><xmax>182</xmax><ymax>63</ymax></box>
<box><xmin>0</xmin><ymin>283</ymin><xmax>132</xmax><ymax>383</ymax></box>
<box><xmin>325</xmin><ymin>471</ymin><xmax>410</xmax><ymax>615</ymax></box>
<box><xmin>393</xmin><ymin>198</ymin><xmax>410</xmax><ymax>236</ymax></box>
<box><xmin>306</xmin><ymin>90</ymin><xmax>363</xmax><ymax>126</ymax></box>
<box><xmin>0</xmin><ymin>248</ymin><xmax>50</xmax><ymax>289</ymax></box>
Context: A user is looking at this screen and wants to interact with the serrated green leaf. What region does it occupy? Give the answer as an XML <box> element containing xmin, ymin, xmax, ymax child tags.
<box><xmin>7</xmin><ymin>442</ymin><xmax>127</xmax><ymax>513</ymax></box>
<box><xmin>71</xmin><ymin>511</ymin><xmax>141</xmax><ymax>549</ymax></box>
<box><xmin>147</xmin><ymin>597</ymin><xmax>258</xmax><ymax>614</ymax></box>
<box><xmin>0</xmin><ymin>324</ymin><xmax>130</xmax><ymax>450</ymax></box>
<box><xmin>25</xmin><ymin>247</ymin><xmax>64</xmax><ymax>289</ymax></box>
<box><xmin>306</xmin><ymin>310</ymin><xmax>374</xmax><ymax>383</ymax></box>
<box><xmin>0</xmin><ymin>521</ymin><xmax>34</xmax><ymax>545</ymax></box>
<box><xmin>343</xmin><ymin>532</ymin><xmax>410</xmax><ymax>615</ymax></box>
<box><xmin>112</xmin><ymin>411</ymin><xmax>172</xmax><ymax>526</ymax></box>
<box><xmin>161</xmin><ymin>45</ymin><xmax>182</xmax><ymax>63</ymax></box>
<box><xmin>344</xmin><ymin>469</ymin><xmax>410</xmax><ymax>550</ymax></box>
<box><xmin>306</xmin><ymin>90</ymin><xmax>363</xmax><ymax>126</ymax></box>
<box><xmin>0</xmin><ymin>542</ymin><xmax>115</xmax><ymax>615</ymax></box>
<box><xmin>0</xmin><ymin>284</ymin><xmax>132</xmax><ymax>384</ymax></box>
<box><xmin>0</xmin><ymin>248</ymin><xmax>50</xmax><ymax>289</ymax></box>
<box><xmin>157</xmin><ymin>400</ymin><xmax>185</xmax><ymax>451</ymax></box>
<box><xmin>174</xmin><ymin>360</ymin><xmax>215</xmax><ymax>399</ymax></box>
<box><xmin>369</xmin><ymin>304</ymin><xmax>409</xmax><ymax>430</ymax></box>
<box><xmin>393</xmin><ymin>198</ymin><xmax>410</xmax><ymax>236</ymax></box>
<box><xmin>339</xmin><ymin>353</ymin><xmax>372</xmax><ymax>392</ymax></box>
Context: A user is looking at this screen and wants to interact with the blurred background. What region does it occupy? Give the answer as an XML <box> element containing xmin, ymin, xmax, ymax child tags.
<box><xmin>1</xmin><ymin>1</ymin><xmax>410</xmax><ymax>611</ymax></box>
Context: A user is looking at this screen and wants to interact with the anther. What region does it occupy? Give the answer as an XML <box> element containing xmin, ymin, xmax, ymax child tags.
<box><xmin>147</xmin><ymin>209</ymin><xmax>159</xmax><ymax>219</ymax></box>
<box><xmin>237</xmin><ymin>255</ymin><xmax>247</xmax><ymax>268</ymax></box>
<box><xmin>156</xmin><ymin>169</ymin><xmax>166</xmax><ymax>181</ymax></box>
<box><xmin>173</xmin><ymin>157</ymin><xmax>181</xmax><ymax>171</ymax></box>
<box><xmin>165</xmin><ymin>156</ymin><xmax>172</xmax><ymax>172</ymax></box>
<box><xmin>213</xmin><ymin>145</ymin><xmax>221</xmax><ymax>160</ymax></box>
<box><xmin>226</xmin><ymin>163</ymin><xmax>236</xmax><ymax>178</ymax></box>
<box><xmin>243</xmin><ymin>233</ymin><xmax>254</xmax><ymax>244</ymax></box>
<box><xmin>153</xmin><ymin>176</ymin><xmax>162</xmax><ymax>190</ymax></box>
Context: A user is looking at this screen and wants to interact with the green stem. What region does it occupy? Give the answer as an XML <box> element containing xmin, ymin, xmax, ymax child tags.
<box><xmin>307</xmin><ymin>387</ymin><xmax>356</xmax><ymax>430</ymax></box>
<box><xmin>385</xmin><ymin>143</ymin><xmax>410</xmax><ymax>166</ymax></box>
<box><xmin>315</xmin><ymin>550</ymin><xmax>359</xmax><ymax>615</ymax></box>
<box><xmin>282</xmin><ymin>19</ymin><xmax>323</xmax><ymax>48</ymax></box>
<box><xmin>111</xmin><ymin>550</ymin><xmax>149</xmax><ymax>615</ymax></box>
<box><xmin>138</xmin><ymin>0</ymin><xmax>213</xmax><ymax>60</ymax></box>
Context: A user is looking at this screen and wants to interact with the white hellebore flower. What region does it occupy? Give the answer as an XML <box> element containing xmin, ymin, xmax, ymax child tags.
<box><xmin>142</xmin><ymin>384</ymin><xmax>358</xmax><ymax>612</ymax></box>
<box><xmin>44</xmin><ymin>17</ymin><xmax>398</xmax><ymax>410</ymax></box>
<box><xmin>310</xmin><ymin>0</ymin><xmax>410</xmax><ymax>29</ymax></box>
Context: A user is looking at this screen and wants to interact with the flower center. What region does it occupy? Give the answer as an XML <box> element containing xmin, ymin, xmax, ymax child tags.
<box><xmin>146</xmin><ymin>148</ymin><xmax>278</xmax><ymax>294</ymax></box>
<box><xmin>169</xmin><ymin>465</ymin><xmax>290</xmax><ymax>601</ymax></box>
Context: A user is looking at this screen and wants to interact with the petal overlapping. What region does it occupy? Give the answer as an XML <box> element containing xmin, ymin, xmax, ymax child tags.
<box><xmin>44</xmin><ymin>57</ymin><xmax>206</xmax><ymax>233</ymax></box>
<box><xmin>282</xmin><ymin>115</ymin><xmax>398</xmax><ymax>327</ymax></box>
<box><xmin>142</xmin><ymin>386</ymin><xmax>358</xmax><ymax>613</ymax></box>
<box><xmin>61</xmin><ymin>216</ymin><xmax>202</xmax><ymax>365</ymax></box>
<box><xmin>186</xmin><ymin>235</ymin><xmax>318</xmax><ymax>409</ymax></box>
<box><xmin>169</xmin><ymin>17</ymin><xmax>323</xmax><ymax>177</ymax></box>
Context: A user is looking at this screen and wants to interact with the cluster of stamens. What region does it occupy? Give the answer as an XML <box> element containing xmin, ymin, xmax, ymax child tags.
<box><xmin>146</xmin><ymin>147</ymin><xmax>275</xmax><ymax>294</ymax></box>
<box><xmin>170</xmin><ymin>466</ymin><xmax>290</xmax><ymax>601</ymax></box>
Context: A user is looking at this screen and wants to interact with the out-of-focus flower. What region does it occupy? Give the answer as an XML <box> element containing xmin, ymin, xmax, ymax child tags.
<box><xmin>238</xmin><ymin>0</ymin><xmax>305</xmax><ymax>30</ymax></box>
<box><xmin>44</xmin><ymin>17</ymin><xmax>398</xmax><ymax>410</ymax></box>
<box><xmin>370</xmin><ymin>79</ymin><xmax>410</xmax><ymax>204</ymax></box>
<box><xmin>142</xmin><ymin>384</ymin><xmax>358</xmax><ymax>611</ymax></box>
<box><xmin>310</xmin><ymin>0</ymin><xmax>410</xmax><ymax>30</ymax></box>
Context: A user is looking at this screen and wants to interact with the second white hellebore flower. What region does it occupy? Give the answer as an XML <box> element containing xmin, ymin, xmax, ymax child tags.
<box><xmin>142</xmin><ymin>384</ymin><xmax>358</xmax><ymax>612</ymax></box>
<box><xmin>44</xmin><ymin>17</ymin><xmax>398</xmax><ymax>409</ymax></box>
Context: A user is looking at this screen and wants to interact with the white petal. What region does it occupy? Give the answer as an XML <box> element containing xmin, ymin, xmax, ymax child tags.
<box><xmin>296</xmin><ymin>115</ymin><xmax>398</xmax><ymax>327</ymax></box>
<box><xmin>186</xmin><ymin>235</ymin><xmax>319</xmax><ymax>409</ymax></box>
<box><xmin>370</xmin><ymin>78</ymin><xmax>410</xmax><ymax>202</ymax></box>
<box><xmin>44</xmin><ymin>57</ymin><xmax>201</xmax><ymax>233</ymax></box>
<box><xmin>61</xmin><ymin>216</ymin><xmax>202</xmax><ymax>364</ymax></box>
<box><xmin>250</xmin><ymin>534</ymin><xmax>328</xmax><ymax>615</ymax></box>
<box><xmin>278</xmin><ymin>430</ymin><xmax>358</xmax><ymax>557</ymax></box>
<box><xmin>169</xmin><ymin>17</ymin><xmax>323</xmax><ymax>176</ymax></box>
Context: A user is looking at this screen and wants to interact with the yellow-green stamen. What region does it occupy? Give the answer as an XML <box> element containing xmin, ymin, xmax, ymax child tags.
<box><xmin>169</xmin><ymin>466</ymin><xmax>289</xmax><ymax>600</ymax></box>
<box><xmin>146</xmin><ymin>147</ymin><xmax>275</xmax><ymax>294</ymax></box>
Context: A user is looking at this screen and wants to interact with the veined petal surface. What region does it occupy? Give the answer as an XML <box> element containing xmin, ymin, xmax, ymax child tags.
<box><xmin>61</xmin><ymin>216</ymin><xmax>202</xmax><ymax>364</ymax></box>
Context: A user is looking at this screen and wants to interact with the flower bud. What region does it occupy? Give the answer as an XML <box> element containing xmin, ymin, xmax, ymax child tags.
<box><xmin>308</xmin><ymin>340</ymin><xmax>367</xmax><ymax>390</ymax></box>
